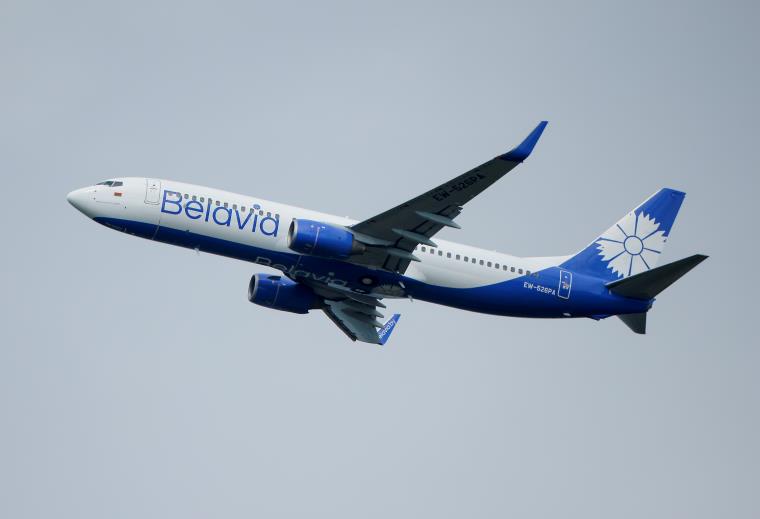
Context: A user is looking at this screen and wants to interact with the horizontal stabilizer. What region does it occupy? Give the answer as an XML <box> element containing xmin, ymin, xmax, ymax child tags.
<box><xmin>618</xmin><ymin>312</ymin><xmax>647</xmax><ymax>334</ymax></box>
<box><xmin>607</xmin><ymin>254</ymin><xmax>708</xmax><ymax>300</ymax></box>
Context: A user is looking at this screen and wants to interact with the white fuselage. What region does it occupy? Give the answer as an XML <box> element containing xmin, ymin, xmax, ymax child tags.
<box><xmin>69</xmin><ymin>176</ymin><xmax>649</xmax><ymax>321</ymax></box>
<box><xmin>68</xmin><ymin>177</ymin><xmax>566</xmax><ymax>290</ymax></box>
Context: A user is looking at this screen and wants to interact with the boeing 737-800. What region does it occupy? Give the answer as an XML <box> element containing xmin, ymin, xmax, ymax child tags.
<box><xmin>67</xmin><ymin>122</ymin><xmax>706</xmax><ymax>344</ymax></box>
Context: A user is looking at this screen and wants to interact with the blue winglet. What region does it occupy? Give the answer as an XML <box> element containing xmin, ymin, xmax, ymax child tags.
<box><xmin>377</xmin><ymin>314</ymin><xmax>401</xmax><ymax>346</ymax></box>
<box><xmin>500</xmin><ymin>121</ymin><xmax>548</xmax><ymax>162</ymax></box>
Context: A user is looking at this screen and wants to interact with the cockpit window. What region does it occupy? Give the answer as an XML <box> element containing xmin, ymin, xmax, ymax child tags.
<box><xmin>96</xmin><ymin>180</ymin><xmax>123</xmax><ymax>187</ymax></box>
<box><xmin>112</xmin><ymin>181</ymin><xmax>123</xmax><ymax>187</ymax></box>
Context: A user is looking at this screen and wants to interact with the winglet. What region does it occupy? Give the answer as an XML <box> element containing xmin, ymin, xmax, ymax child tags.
<box><xmin>500</xmin><ymin>121</ymin><xmax>548</xmax><ymax>162</ymax></box>
<box><xmin>377</xmin><ymin>314</ymin><xmax>401</xmax><ymax>346</ymax></box>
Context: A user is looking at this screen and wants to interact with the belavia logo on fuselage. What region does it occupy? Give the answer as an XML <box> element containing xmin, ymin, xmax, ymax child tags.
<box><xmin>160</xmin><ymin>190</ymin><xmax>279</xmax><ymax>237</ymax></box>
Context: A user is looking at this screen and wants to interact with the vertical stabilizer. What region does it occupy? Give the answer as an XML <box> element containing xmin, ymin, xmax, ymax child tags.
<box><xmin>562</xmin><ymin>188</ymin><xmax>686</xmax><ymax>281</ymax></box>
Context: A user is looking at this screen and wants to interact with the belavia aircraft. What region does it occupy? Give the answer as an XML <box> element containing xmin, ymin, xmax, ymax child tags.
<box><xmin>67</xmin><ymin>122</ymin><xmax>706</xmax><ymax>345</ymax></box>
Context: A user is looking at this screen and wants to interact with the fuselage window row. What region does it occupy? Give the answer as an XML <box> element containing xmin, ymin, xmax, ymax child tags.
<box><xmin>418</xmin><ymin>245</ymin><xmax>536</xmax><ymax>277</ymax></box>
<box><xmin>174</xmin><ymin>192</ymin><xmax>530</xmax><ymax>275</ymax></box>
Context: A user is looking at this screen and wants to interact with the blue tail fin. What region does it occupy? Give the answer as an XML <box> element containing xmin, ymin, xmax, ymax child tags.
<box><xmin>561</xmin><ymin>188</ymin><xmax>686</xmax><ymax>281</ymax></box>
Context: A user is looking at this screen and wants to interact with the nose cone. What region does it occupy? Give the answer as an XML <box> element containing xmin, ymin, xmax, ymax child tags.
<box><xmin>67</xmin><ymin>188</ymin><xmax>84</xmax><ymax>210</ymax></box>
<box><xmin>67</xmin><ymin>187</ymin><xmax>94</xmax><ymax>217</ymax></box>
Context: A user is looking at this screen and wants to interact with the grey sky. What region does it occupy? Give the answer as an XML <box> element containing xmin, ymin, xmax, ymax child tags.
<box><xmin>1</xmin><ymin>1</ymin><xmax>758</xmax><ymax>518</ymax></box>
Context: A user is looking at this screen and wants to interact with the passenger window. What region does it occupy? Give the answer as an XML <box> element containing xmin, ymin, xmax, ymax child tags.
<box><xmin>266</xmin><ymin>212</ymin><xmax>271</xmax><ymax>217</ymax></box>
<box><xmin>200</xmin><ymin>197</ymin><xmax>205</xmax><ymax>203</ymax></box>
<box><xmin>526</xmin><ymin>270</ymin><xmax>531</xmax><ymax>276</ymax></box>
<box><xmin>518</xmin><ymin>268</ymin><xmax>523</xmax><ymax>274</ymax></box>
<box><xmin>487</xmin><ymin>261</ymin><xmax>492</xmax><ymax>267</ymax></box>
<box><xmin>479</xmin><ymin>260</ymin><xmax>484</xmax><ymax>265</ymax></box>
<box><xmin>464</xmin><ymin>256</ymin><xmax>468</xmax><ymax>262</ymax></box>
<box><xmin>472</xmin><ymin>258</ymin><xmax>476</xmax><ymax>264</ymax></box>
<box><xmin>503</xmin><ymin>265</ymin><xmax>508</xmax><ymax>271</ymax></box>
<box><xmin>511</xmin><ymin>267</ymin><xmax>515</xmax><ymax>272</ymax></box>
<box><xmin>192</xmin><ymin>195</ymin><xmax>197</xmax><ymax>201</ymax></box>
<box><xmin>456</xmin><ymin>254</ymin><xmax>461</xmax><ymax>260</ymax></box>
<box><xmin>259</xmin><ymin>210</ymin><xmax>264</xmax><ymax>216</ymax></box>
<box><xmin>224</xmin><ymin>202</ymin><xmax>228</xmax><ymax>208</ymax></box>
<box><xmin>241</xmin><ymin>206</ymin><xmax>246</xmax><ymax>212</ymax></box>
<box><xmin>183</xmin><ymin>194</ymin><xmax>188</xmax><ymax>199</ymax></box>
<box><xmin>275</xmin><ymin>214</ymin><xmax>280</xmax><ymax>219</ymax></box>
<box><xmin>233</xmin><ymin>204</ymin><xmax>237</xmax><ymax>210</ymax></box>
<box><xmin>430</xmin><ymin>248</ymin><xmax>435</xmax><ymax>254</ymax></box>
<box><xmin>438</xmin><ymin>250</ymin><xmax>443</xmax><ymax>256</ymax></box>
<box><xmin>495</xmin><ymin>263</ymin><xmax>500</xmax><ymax>269</ymax></box>
<box><xmin>215</xmin><ymin>200</ymin><xmax>220</xmax><ymax>206</ymax></box>
<box><xmin>421</xmin><ymin>246</ymin><xmax>426</xmax><ymax>252</ymax></box>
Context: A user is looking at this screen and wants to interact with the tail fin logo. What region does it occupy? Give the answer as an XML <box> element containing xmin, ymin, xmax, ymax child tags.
<box><xmin>596</xmin><ymin>211</ymin><xmax>666</xmax><ymax>278</ymax></box>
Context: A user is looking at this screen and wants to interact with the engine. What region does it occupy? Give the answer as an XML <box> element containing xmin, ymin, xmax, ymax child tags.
<box><xmin>248</xmin><ymin>274</ymin><xmax>319</xmax><ymax>314</ymax></box>
<box><xmin>287</xmin><ymin>219</ymin><xmax>365</xmax><ymax>259</ymax></box>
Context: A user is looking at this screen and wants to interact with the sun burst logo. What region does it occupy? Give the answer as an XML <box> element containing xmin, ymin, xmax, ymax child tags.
<box><xmin>596</xmin><ymin>211</ymin><xmax>666</xmax><ymax>278</ymax></box>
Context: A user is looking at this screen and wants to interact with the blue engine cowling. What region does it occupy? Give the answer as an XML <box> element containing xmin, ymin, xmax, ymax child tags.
<box><xmin>248</xmin><ymin>274</ymin><xmax>319</xmax><ymax>314</ymax></box>
<box><xmin>287</xmin><ymin>219</ymin><xmax>365</xmax><ymax>259</ymax></box>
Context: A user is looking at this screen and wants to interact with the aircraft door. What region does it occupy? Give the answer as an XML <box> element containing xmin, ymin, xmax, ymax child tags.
<box><xmin>558</xmin><ymin>270</ymin><xmax>572</xmax><ymax>299</ymax></box>
<box><xmin>145</xmin><ymin>179</ymin><xmax>161</xmax><ymax>204</ymax></box>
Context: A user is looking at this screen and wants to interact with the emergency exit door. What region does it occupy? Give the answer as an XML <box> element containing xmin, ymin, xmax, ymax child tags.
<box><xmin>558</xmin><ymin>270</ymin><xmax>572</xmax><ymax>299</ymax></box>
<box><xmin>144</xmin><ymin>178</ymin><xmax>161</xmax><ymax>204</ymax></box>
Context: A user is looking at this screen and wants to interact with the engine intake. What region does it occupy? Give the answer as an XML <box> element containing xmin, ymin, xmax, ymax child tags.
<box><xmin>287</xmin><ymin>219</ymin><xmax>365</xmax><ymax>259</ymax></box>
<box><xmin>248</xmin><ymin>274</ymin><xmax>318</xmax><ymax>314</ymax></box>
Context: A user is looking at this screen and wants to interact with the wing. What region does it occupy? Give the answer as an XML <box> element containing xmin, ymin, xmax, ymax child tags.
<box><xmin>323</xmin><ymin>301</ymin><xmax>400</xmax><ymax>345</ymax></box>
<box><xmin>349</xmin><ymin>121</ymin><xmax>548</xmax><ymax>273</ymax></box>
<box><xmin>298</xmin><ymin>278</ymin><xmax>401</xmax><ymax>345</ymax></box>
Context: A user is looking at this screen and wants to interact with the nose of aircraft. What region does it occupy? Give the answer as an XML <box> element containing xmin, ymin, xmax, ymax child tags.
<box><xmin>67</xmin><ymin>187</ymin><xmax>94</xmax><ymax>217</ymax></box>
<box><xmin>67</xmin><ymin>188</ymin><xmax>84</xmax><ymax>209</ymax></box>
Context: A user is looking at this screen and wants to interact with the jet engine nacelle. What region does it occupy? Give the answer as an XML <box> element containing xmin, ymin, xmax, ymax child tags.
<box><xmin>287</xmin><ymin>219</ymin><xmax>365</xmax><ymax>259</ymax></box>
<box><xmin>248</xmin><ymin>274</ymin><xmax>319</xmax><ymax>314</ymax></box>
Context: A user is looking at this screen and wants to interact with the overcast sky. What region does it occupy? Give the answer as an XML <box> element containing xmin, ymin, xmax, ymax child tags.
<box><xmin>1</xmin><ymin>1</ymin><xmax>758</xmax><ymax>518</ymax></box>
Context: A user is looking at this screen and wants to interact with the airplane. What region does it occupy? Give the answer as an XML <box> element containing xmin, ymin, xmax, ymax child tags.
<box><xmin>66</xmin><ymin>122</ymin><xmax>706</xmax><ymax>345</ymax></box>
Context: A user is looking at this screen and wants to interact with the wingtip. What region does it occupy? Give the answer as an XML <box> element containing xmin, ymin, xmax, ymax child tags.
<box><xmin>500</xmin><ymin>120</ymin><xmax>548</xmax><ymax>162</ymax></box>
<box><xmin>377</xmin><ymin>313</ymin><xmax>401</xmax><ymax>346</ymax></box>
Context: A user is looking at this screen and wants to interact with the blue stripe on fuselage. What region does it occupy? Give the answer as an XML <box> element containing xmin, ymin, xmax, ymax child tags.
<box><xmin>93</xmin><ymin>217</ymin><xmax>650</xmax><ymax>318</ymax></box>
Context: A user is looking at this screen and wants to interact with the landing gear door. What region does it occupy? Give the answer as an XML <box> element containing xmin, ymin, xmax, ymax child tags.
<box><xmin>145</xmin><ymin>179</ymin><xmax>161</xmax><ymax>204</ymax></box>
<box><xmin>558</xmin><ymin>270</ymin><xmax>572</xmax><ymax>300</ymax></box>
